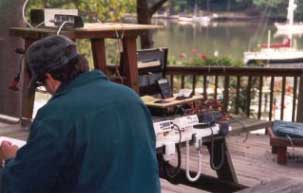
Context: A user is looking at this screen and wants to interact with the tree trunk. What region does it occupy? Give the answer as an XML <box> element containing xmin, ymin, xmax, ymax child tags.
<box><xmin>137</xmin><ymin>0</ymin><xmax>168</xmax><ymax>49</ymax></box>
<box><xmin>0</xmin><ymin>0</ymin><xmax>24</xmax><ymax>118</ymax></box>
<box><xmin>137</xmin><ymin>0</ymin><xmax>153</xmax><ymax>49</ymax></box>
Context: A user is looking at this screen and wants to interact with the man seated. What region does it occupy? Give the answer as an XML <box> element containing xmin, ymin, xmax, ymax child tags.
<box><xmin>0</xmin><ymin>35</ymin><xmax>161</xmax><ymax>193</ymax></box>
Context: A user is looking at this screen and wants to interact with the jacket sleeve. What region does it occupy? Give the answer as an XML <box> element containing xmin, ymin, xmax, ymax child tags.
<box><xmin>1</xmin><ymin>116</ymin><xmax>72</xmax><ymax>193</ymax></box>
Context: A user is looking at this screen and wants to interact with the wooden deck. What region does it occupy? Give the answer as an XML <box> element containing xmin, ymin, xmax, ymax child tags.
<box><xmin>1</xmin><ymin>122</ymin><xmax>303</xmax><ymax>193</ymax></box>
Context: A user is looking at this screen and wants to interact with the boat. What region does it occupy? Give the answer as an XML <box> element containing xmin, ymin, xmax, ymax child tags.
<box><xmin>243</xmin><ymin>31</ymin><xmax>303</xmax><ymax>65</ymax></box>
<box><xmin>274</xmin><ymin>0</ymin><xmax>303</xmax><ymax>36</ymax></box>
<box><xmin>177</xmin><ymin>0</ymin><xmax>211</xmax><ymax>26</ymax></box>
<box><xmin>244</xmin><ymin>47</ymin><xmax>303</xmax><ymax>65</ymax></box>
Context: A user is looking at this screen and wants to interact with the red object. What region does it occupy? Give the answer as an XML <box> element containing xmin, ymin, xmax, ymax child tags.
<box><xmin>261</xmin><ymin>38</ymin><xmax>291</xmax><ymax>49</ymax></box>
<box><xmin>199</xmin><ymin>53</ymin><xmax>207</xmax><ymax>60</ymax></box>
<box><xmin>179</xmin><ymin>52</ymin><xmax>186</xmax><ymax>59</ymax></box>
<box><xmin>9</xmin><ymin>79</ymin><xmax>19</xmax><ymax>91</ymax></box>
<box><xmin>191</xmin><ymin>48</ymin><xmax>198</xmax><ymax>54</ymax></box>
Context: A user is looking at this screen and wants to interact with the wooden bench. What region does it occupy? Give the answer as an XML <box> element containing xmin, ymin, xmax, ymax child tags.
<box><xmin>268</xmin><ymin>126</ymin><xmax>303</xmax><ymax>165</ymax></box>
<box><xmin>236</xmin><ymin>178</ymin><xmax>303</xmax><ymax>193</ymax></box>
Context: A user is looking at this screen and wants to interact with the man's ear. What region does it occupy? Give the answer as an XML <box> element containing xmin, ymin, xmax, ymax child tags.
<box><xmin>45</xmin><ymin>73</ymin><xmax>54</xmax><ymax>81</ymax></box>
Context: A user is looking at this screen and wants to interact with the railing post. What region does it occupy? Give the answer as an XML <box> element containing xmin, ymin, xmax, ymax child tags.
<box><xmin>223</xmin><ymin>76</ymin><xmax>230</xmax><ymax>113</ymax></box>
<box><xmin>296</xmin><ymin>74</ymin><xmax>303</xmax><ymax>122</ymax></box>
<box><xmin>246</xmin><ymin>76</ymin><xmax>252</xmax><ymax>117</ymax></box>
<box><xmin>292</xmin><ymin>77</ymin><xmax>298</xmax><ymax>122</ymax></box>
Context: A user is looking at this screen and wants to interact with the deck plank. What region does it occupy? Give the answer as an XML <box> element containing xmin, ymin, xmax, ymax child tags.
<box><xmin>236</xmin><ymin>178</ymin><xmax>303</xmax><ymax>193</ymax></box>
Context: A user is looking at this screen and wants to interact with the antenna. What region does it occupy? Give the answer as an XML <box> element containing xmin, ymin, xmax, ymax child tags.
<box><xmin>287</xmin><ymin>0</ymin><xmax>297</xmax><ymax>25</ymax></box>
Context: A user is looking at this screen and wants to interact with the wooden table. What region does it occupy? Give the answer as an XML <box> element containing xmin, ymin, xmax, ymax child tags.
<box><xmin>10</xmin><ymin>23</ymin><xmax>161</xmax><ymax>125</ymax></box>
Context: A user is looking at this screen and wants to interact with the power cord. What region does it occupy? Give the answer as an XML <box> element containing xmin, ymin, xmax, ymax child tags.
<box><xmin>113</xmin><ymin>26</ymin><xmax>125</xmax><ymax>83</ymax></box>
<box><xmin>185</xmin><ymin>137</ymin><xmax>202</xmax><ymax>182</ymax></box>
<box><xmin>209</xmin><ymin>126</ymin><xmax>225</xmax><ymax>170</ymax></box>
<box><xmin>162</xmin><ymin>123</ymin><xmax>182</xmax><ymax>179</ymax></box>
<box><xmin>57</xmin><ymin>21</ymin><xmax>71</xmax><ymax>35</ymax></box>
<box><xmin>22</xmin><ymin>0</ymin><xmax>33</xmax><ymax>28</ymax></box>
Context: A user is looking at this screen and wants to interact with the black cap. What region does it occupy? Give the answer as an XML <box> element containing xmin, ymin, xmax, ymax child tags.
<box><xmin>25</xmin><ymin>35</ymin><xmax>79</xmax><ymax>89</ymax></box>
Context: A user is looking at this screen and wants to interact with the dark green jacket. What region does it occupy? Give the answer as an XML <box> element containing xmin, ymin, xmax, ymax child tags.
<box><xmin>2</xmin><ymin>70</ymin><xmax>161</xmax><ymax>193</ymax></box>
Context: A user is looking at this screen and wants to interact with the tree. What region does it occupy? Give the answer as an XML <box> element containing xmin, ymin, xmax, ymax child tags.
<box><xmin>0</xmin><ymin>0</ymin><xmax>24</xmax><ymax>118</ymax></box>
<box><xmin>28</xmin><ymin>0</ymin><xmax>136</xmax><ymax>22</ymax></box>
<box><xmin>137</xmin><ymin>0</ymin><xmax>168</xmax><ymax>49</ymax></box>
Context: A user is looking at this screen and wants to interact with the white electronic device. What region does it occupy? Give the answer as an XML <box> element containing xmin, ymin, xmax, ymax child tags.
<box><xmin>45</xmin><ymin>9</ymin><xmax>79</xmax><ymax>27</ymax></box>
<box><xmin>176</xmin><ymin>89</ymin><xmax>193</xmax><ymax>99</ymax></box>
<box><xmin>153</xmin><ymin>120</ymin><xmax>173</xmax><ymax>136</ymax></box>
<box><xmin>154</xmin><ymin>114</ymin><xmax>224</xmax><ymax>182</ymax></box>
<box><xmin>30</xmin><ymin>9</ymin><xmax>79</xmax><ymax>27</ymax></box>
<box><xmin>172</xmin><ymin>115</ymin><xmax>199</xmax><ymax>131</ymax></box>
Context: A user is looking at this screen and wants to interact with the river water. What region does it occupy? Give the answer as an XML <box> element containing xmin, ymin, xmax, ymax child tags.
<box><xmin>152</xmin><ymin>19</ymin><xmax>303</xmax><ymax>65</ymax></box>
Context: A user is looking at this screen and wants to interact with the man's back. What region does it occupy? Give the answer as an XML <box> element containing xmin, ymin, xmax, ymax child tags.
<box><xmin>2</xmin><ymin>70</ymin><xmax>161</xmax><ymax>193</ymax></box>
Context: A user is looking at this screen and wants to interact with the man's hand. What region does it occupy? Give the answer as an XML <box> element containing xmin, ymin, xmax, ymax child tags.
<box><xmin>0</xmin><ymin>141</ymin><xmax>18</xmax><ymax>162</ymax></box>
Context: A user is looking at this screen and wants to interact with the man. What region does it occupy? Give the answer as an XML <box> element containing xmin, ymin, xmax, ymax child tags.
<box><xmin>0</xmin><ymin>35</ymin><xmax>161</xmax><ymax>193</ymax></box>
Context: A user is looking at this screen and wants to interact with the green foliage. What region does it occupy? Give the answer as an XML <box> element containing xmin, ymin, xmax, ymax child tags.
<box><xmin>170</xmin><ymin>50</ymin><xmax>244</xmax><ymax>67</ymax></box>
<box><xmin>26</xmin><ymin>0</ymin><xmax>136</xmax><ymax>67</ymax></box>
<box><xmin>27</xmin><ymin>0</ymin><xmax>136</xmax><ymax>22</ymax></box>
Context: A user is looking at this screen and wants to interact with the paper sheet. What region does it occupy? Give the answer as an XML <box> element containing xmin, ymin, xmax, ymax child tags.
<box><xmin>0</xmin><ymin>136</ymin><xmax>26</xmax><ymax>148</ymax></box>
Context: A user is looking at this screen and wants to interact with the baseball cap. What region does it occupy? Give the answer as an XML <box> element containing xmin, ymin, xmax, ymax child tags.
<box><xmin>25</xmin><ymin>35</ymin><xmax>79</xmax><ymax>90</ymax></box>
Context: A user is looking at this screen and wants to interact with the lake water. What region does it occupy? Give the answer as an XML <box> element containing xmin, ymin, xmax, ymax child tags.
<box><xmin>152</xmin><ymin>19</ymin><xmax>303</xmax><ymax>64</ymax></box>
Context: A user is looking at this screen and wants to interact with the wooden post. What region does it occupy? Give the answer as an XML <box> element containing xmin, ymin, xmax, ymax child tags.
<box><xmin>223</xmin><ymin>76</ymin><xmax>230</xmax><ymax>112</ymax></box>
<box><xmin>91</xmin><ymin>39</ymin><xmax>107</xmax><ymax>74</ymax></box>
<box><xmin>277</xmin><ymin>146</ymin><xmax>287</xmax><ymax>165</ymax></box>
<box><xmin>246</xmin><ymin>76</ymin><xmax>252</xmax><ymax>117</ymax></box>
<box><xmin>21</xmin><ymin>38</ymin><xmax>36</xmax><ymax>126</ymax></box>
<box><xmin>296</xmin><ymin>74</ymin><xmax>303</xmax><ymax>122</ymax></box>
<box><xmin>122</xmin><ymin>36</ymin><xmax>139</xmax><ymax>93</ymax></box>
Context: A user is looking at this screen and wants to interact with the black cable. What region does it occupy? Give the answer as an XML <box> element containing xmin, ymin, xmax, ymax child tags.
<box><xmin>162</xmin><ymin>123</ymin><xmax>182</xmax><ymax>179</ymax></box>
<box><xmin>209</xmin><ymin>126</ymin><xmax>225</xmax><ymax>170</ymax></box>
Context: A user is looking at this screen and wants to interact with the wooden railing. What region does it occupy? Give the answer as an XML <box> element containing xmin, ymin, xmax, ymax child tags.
<box><xmin>166</xmin><ymin>66</ymin><xmax>303</xmax><ymax>122</ymax></box>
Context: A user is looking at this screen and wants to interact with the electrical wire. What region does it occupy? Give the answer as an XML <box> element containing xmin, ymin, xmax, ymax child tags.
<box><xmin>113</xmin><ymin>25</ymin><xmax>125</xmax><ymax>83</ymax></box>
<box><xmin>184</xmin><ymin>121</ymin><xmax>203</xmax><ymax>182</ymax></box>
<box><xmin>57</xmin><ymin>21</ymin><xmax>71</xmax><ymax>35</ymax></box>
<box><xmin>18</xmin><ymin>55</ymin><xmax>25</xmax><ymax>123</ymax></box>
<box><xmin>185</xmin><ymin>138</ymin><xmax>202</xmax><ymax>182</ymax></box>
<box><xmin>209</xmin><ymin>126</ymin><xmax>225</xmax><ymax>170</ymax></box>
<box><xmin>287</xmin><ymin>135</ymin><xmax>296</xmax><ymax>159</ymax></box>
<box><xmin>22</xmin><ymin>0</ymin><xmax>33</xmax><ymax>28</ymax></box>
<box><xmin>162</xmin><ymin>123</ymin><xmax>182</xmax><ymax>179</ymax></box>
<box><xmin>35</xmin><ymin>21</ymin><xmax>45</xmax><ymax>28</ymax></box>
<box><xmin>228</xmin><ymin>118</ymin><xmax>250</xmax><ymax>142</ymax></box>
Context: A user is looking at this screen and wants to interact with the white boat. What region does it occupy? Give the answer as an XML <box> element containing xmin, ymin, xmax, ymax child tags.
<box><xmin>177</xmin><ymin>1</ymin><xmax>211</xmax><ymax>25</ymax></box>
<box><xmin>244</xmin><ymin>31</ymin><xmax>303</xmax><ymax>65</ymax></box>
<box><xmin>275</xmin><ymin>0</ymin><xmax>303</xmax><ymax>36</ymax></box>
<box><xmin>244</xmin><ymin>47</ymin><xmax>303</xmax><ymax>65</ymax></box>
<box><xmin>178</xmin><ymin>16</ymin><xmax>211</xmax><ymax>23</ymax></box>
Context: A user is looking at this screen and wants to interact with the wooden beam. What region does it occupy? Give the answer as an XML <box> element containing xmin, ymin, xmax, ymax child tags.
<box><xmin>91</xmin><ymin>38</ymin><xmax>107</xmax><ymax>73</ymax></box>
<box><xmin>122</xmin><ymin>36</ymin><xmax>139</xmax><ymax>92</ymax></box>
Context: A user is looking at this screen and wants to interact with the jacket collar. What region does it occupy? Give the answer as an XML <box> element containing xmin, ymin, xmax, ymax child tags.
<box><xmin>52</xmin><ymin>70</ymin><xmax>108</xmax><ymax>98</ymax></box>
